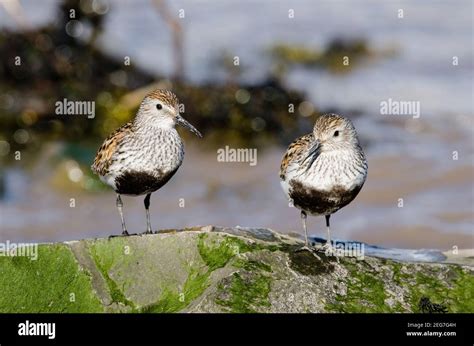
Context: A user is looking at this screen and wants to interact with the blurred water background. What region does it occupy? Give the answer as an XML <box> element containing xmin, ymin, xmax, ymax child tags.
<box><xmin>0</xmin><ymin>0</ymin><xmax>472</xmax><ymax>250</ymax></box>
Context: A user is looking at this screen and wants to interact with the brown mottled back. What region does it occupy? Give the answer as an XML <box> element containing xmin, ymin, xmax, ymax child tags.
<box><xmin>91</xmin><ymin>122</ymin><xmax>135</xmax><ymax>176</ymax></box>
<box><xmin>279</xmin><ymin>133</ymin><xmax>314</xmax><ymax>179</ymax></box>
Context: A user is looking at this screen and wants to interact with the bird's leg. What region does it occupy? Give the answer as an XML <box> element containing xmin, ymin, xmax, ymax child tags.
<box><xmin>142</xmin><ymin>193</ymin><xmax>153</xmax><ymax>234</ymax></box>
<box><xmin>116</xmin><ymin>194</ymin><xmax>129</xmax><ymax>236</ymax></box>
<box><xmin>325</xmin><ymin>214</ymin><xmax>331</xmax><ymax>247</ymax></box>
<box><xmin>322</xmin><ymin>214</ymin><xmax>339</xmax><ymax>261</ymax></box>
<box><xmin>295</xmin><ymin>210</ymin><xmax>320</xmax><ymax>259</ymax></box>
<box><xmin>302</xmin><ymin>210</ymin><xmax>309</xmax><ymax>246</ymax></box>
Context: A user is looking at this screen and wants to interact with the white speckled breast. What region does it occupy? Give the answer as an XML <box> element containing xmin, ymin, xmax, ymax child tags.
<box><xmin>103</xmin><ymin>127</ymin><xmax>184</xmax><ymax>192</ymax></box>
<box><xmin>281</xmin><ymin>148</ymin><xmax>367</xmax><ymax>215</ymax></box>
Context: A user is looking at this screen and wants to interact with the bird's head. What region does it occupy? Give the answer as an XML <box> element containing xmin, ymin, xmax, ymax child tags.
<box><xmin>135</xmin><ymin>89</ymin><xmax>202</xmax><ymax>138</ymax></box>
<box><xmin>312</xmin><ymin>113</ymin><xmax>359</xmax><ymax>152</ymax></box>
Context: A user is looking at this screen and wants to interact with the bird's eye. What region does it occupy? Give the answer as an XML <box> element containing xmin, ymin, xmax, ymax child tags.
<box><xmin>156</xmin><ymin>103</ymin><xmax>162</xmax><ymax>110</ymax></box>
<box><xmin>334</xmin><ymin>130</ymin><xmax>339</xmax><ymax>137</ymax></box>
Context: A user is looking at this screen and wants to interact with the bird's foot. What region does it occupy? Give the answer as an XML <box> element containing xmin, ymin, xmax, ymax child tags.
<box><xmin>295</xmin><ymin>245</ymin><xmax>321</xmax><ymax>260</ymax></box>
<box><xmin>108</xmin><ymin>230</ymin><xmax>131</xmax><ymax>239</ymax></box>
<box><xmin>141</xmin><ymin>229</ymin><xmax>154</xmax><ymax>235</ymax></box>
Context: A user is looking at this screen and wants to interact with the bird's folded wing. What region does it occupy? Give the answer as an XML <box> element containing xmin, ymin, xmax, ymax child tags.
<box><xmin>91</xmin><ymin>122</ymin><xmax>134</xmax><ymax>176</ymax></box>
<box><xmin>279</xmin><ymin>133</ymin><xmax>314</xmax><ymax>179</ymax></box>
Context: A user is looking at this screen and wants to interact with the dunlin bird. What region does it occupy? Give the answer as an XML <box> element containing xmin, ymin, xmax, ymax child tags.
<box><xmin>279</xmin><ymin>113</ymin><xmax>367</xmax><ymax>252</ymax></box>
<box><xmin>92</xmin><ymin>89</ymin><xmax>202</xmax><ymax>235</ymax></box>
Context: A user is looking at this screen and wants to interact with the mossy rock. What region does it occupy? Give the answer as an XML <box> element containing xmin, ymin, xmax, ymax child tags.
<box><xmin>0</xmin><ymin>244</ymin><xmax>103</xmax><ymax>312</ymax></box>
<box><xmin>0</xmin><ymin>226</ymin><xmax>472</xmax><ymax>313</ymax></box>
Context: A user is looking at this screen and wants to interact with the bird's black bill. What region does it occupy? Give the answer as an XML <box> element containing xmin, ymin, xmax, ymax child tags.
<box><xmin>302</xmin><ymin>140</ymin><xmax>320</xmax><ymax>171</ymax></box>
<box><xmin>176</xmin><ymin>115</ymin><xmax>202</xmax><ymax>138</ymax></box>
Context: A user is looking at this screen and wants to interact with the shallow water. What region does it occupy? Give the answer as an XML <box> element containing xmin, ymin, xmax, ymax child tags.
<box><xmin>0</xmin><ymin>1</ymin><xmax>472</xmax><ymax>249</ymax></box>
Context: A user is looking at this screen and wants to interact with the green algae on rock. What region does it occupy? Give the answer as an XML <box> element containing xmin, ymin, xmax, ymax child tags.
<box><xmin>0</xmin><ymin>226</ymin><xmax>472</xmax><ymax>313</ymax></box>
<box><xmin>0</xmin><ymin>243</ymin><xmax>103</xmax><ymax>313</ymax></box>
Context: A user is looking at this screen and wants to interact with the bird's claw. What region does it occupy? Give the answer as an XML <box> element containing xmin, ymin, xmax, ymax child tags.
<box><xmin>295</xmin><ymin>245</ymin><xmax>321</xmax><ymax>260</ymax></box>
<box><xmin>108</xmin><ymin>230</ymin><xmax>131</xmax><ymax>239</ymax></box>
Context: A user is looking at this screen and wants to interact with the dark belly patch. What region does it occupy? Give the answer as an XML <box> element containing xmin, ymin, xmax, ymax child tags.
<box><xmin>115</xmin><ymin>168</ymin><xmax>178</xmax><ymax>195</ymax></box>
<box><xmin>289</xmin><ymin>179</ymin><xmax>363</xmax><ymax>215</ymax></box>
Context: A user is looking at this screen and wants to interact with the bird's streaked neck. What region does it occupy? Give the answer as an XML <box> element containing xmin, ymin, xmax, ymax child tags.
<box><xmin>320</xmin><ymin>139</ymin><xmax>360</xmax><ymax>154</ymax></box>
<box><xmin>133</xmin><ymin>111</ymin><xmax>176</xmax><ymax>132</ymax></box>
